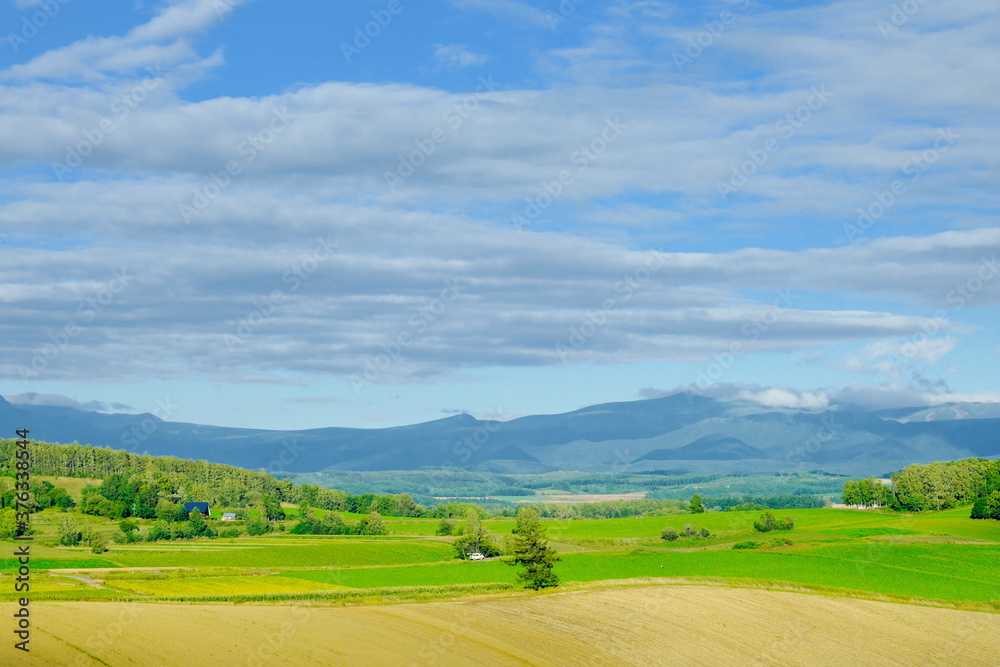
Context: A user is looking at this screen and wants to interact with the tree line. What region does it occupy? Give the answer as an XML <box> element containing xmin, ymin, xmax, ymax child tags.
<box><xmin>698</xmin><ymin>494</ymin><xmax>825</xmax><ymax>511</ymax></box>
<box><xmin>841</xmin><ymin>458</ymin><xmax>1000</xmax><ymax>518</ymax></box>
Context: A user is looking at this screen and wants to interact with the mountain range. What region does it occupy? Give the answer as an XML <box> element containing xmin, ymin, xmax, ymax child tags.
<box><xmin>2</xmin><ymin>393</ymin><xmax>998</xmax><ymax>477</ymax></box>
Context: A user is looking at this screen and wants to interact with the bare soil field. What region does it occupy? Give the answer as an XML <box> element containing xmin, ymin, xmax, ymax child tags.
<box><xmin>8</xmin><ymin>585</ymin><xmax>999</xmax><ymax>666</ymax></box>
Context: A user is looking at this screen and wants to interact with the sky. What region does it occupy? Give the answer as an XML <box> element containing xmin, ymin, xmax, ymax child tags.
<box><xmin>0</xmin><ymin>0</ymin><xmax>998</xmax><ymax>431</ymax></box>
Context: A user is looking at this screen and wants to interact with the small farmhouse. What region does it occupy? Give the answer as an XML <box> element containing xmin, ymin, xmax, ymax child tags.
<box><xmin>184</xmin><ymin>502</ymin><xmax>210</xmax><ymax>516</ymax></box>
<box><xmin>221</xmin><ymin>512</ymin><xmax>237</xmax><ymax>522</ymax></box>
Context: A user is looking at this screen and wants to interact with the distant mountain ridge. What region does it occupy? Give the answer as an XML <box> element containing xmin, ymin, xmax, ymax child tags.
<box><xmin>1</xmin><ymin>393</ymin><xmax>998</xmax><ymax>477</ymax></box>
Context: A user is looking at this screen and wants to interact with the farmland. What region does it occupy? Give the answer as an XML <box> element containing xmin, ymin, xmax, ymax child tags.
<box><xmin>2</xmin><ymin>506</ymin><xmax>998</xmax><ymax>605</ymax></box>
<box><xmin>7</xmin><ymin>586</ymin><xmax>1000</xmax><ymax>665</ymax></box>
<box><xmin>1</xmin><ymin>504</ymin><xmax>998</xmax><ymax>664</ymax></box>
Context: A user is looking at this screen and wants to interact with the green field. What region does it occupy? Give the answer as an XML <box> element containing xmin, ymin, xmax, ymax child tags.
<box><xmin>280</xmin><ymin>541</ymin><xmax>1000</xmax><ymax>603</ymax></box>
<box><xmin>2</xmin><ymin>506</ymin><xmax>998</xmax><ymax>607</ymax></box>
<box><xmin>83</xmin><ymin>538</ymin><xmax>452</xmax><ymax>569</ymax></box>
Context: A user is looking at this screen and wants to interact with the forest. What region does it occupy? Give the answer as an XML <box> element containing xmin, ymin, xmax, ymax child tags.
<box><xmin>0</xmin><ymin>438</ymin><xmax>422</xmax><ymax>519</ymax></box>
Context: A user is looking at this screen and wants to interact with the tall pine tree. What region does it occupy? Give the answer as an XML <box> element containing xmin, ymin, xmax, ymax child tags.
<box><xmin>506</xmin><ymin>508</ymin><xmax>560</xmax><ymax>590</ymax></box>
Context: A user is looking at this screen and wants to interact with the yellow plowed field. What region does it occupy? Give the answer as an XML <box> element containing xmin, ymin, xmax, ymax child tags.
<box><xmin>8</xmin><ymin>585</ymin><xmax>1000</xmax><ymax>666</ymax></box>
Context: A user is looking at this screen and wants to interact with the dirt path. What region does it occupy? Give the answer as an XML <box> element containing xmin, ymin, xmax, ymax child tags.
<box><xmin>51</xmin><ymin>574</ymin><xmax>106</xmax><ymax>588</ymax></box>
<box><xmin>7</xmin><ymin>585</ymin><xmax>999</xmax><ymax>665</ymax></box>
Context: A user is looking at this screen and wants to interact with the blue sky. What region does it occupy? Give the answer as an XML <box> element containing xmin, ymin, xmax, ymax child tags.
<box><xmin>0</xmin><ymin>0</ymin><xmax>997</xmax><ymax>430</ymax></box>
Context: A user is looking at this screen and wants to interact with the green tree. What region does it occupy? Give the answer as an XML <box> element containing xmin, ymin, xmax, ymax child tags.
<box><xmin>319</xmin><ymin>511</ymin><xmax>348</xmax><ymax>534</ymax></box>
<box><xmin>261</xmin><ymin>494</ymin><xmax>285</xmax><ymax>522</ymax></box>
<box><xmin>82</xmin><ymin>525</ymin><xmax>108</xmax><ymax>554</ymax></box>
<box><xmin>81</xmin><ymin>492</ymin><xmax>108</xmax><ymax>516</ymax></box>
<box><xmin>395</xmin><ymin>493</ymin><xmax>422</xmax><ymax>518</ymax></box>
<box><xmin>689</xmin><ymin>494</ymin><xmax>705</xmax><ymax>513</ymax></box>
<box><xmin>506</xmin><ymin>508</ymin><xmax>560</xmax><ymax>590</ymax></box>
<box><xmin>970</xmin><ymin>495</ymin><xmax>990</xmax><ymax>520</ymax></box>
<box><xmin>842</xmin><ymin>478</ymin><xmax>890</xmax><ymax>507</ymax></box>
<box><xmin>0</xmin><ymin>509</ymin><xmax>19</xmax><ymax>539</ymax></box>
<box><xmin>149</xmin><ymin>520</ymin><xmax>172</xmax><ymax>541</ymax></box>
<box><xmin>132</xmin><ymin>484</ymin><xmax>159</xmax><ymax>519</ymax></box>
<box><xmin>58</xmin><ymin>517</ymin><xmax>83</xmax><ymax>546</ymax></box>
<box><xmin>436</xmin><ymin>517</ymin><xmax>456</xmax><ymax>536</ymax></box>
<box><xmin>660</xmin><ymin>526</ymin><xmax>679</xmax><ymax>542</ymax></box>
<box><xmin>973</xmin><ymin>490</ymin><xmax>1000</xmax><ymax>521</ymax></box>
<box><xmin>189</xmin><ymin>509</ymin><xmax>208</xmax><ymax>536</ymax></box>
<box><xmin>48</xmin><ymin>486</ymin><xmax>73</xmax><ymax>510</ymax></box>
<box><xmin>246</xmin><ymin>514</ymin><xmax>269</xmax><ymax>536</ymax></box>
<box><xmin>355</xmin><ymin>511</ymin><xmax>386</xmax><ymax>536</ymax></box>
<box><xmin>156</xmin><ymin>499</ymin><xmax>178</xmax><ymax>522</ymax></box>
<box><xmin>116</xmin><ymin>518</ymin><xmax>142</xmax><ymax>544</ymax></box>
<box><xmin>298</xmin><ymin>503</ymin><xmax>315</xmax><ymax>524</ymax></box>
<box><xmin>453</xmin><ymin>508</ymin><xmax>500</xmax><ymax>558</ymax></box>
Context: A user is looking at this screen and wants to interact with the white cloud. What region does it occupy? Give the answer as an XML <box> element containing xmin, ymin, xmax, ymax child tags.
<box><xmin>735</xmin><ymin>387</ymin><xmax>830</xmax><ymax>410</ymax></box>
<box><xmin>450</xmin><ymin>0</ymin><xmax>551</xmax><ymax>28</ymax></box>
<box><xmin>2</xmin><ymin>0</ymin><xmax>238</xmax><ymax>82</ymax></box>
<box><xmin>839</xmin><ymin>336</ymin><xmax>961</xmax><ymax>382</ymax></box>
<box><xmin>0</xmin><ymin>0</ymin><xmax>996</xmax><ymax>395</ymax></box>
<box><xmin>3</xmin><ymin>392</ymin><xmax>133</xmax><ymax>412</ymax></box>
<box><xmin>831</xmin><ymin>383</ymin><xmax>1000</xmax><ymax>410</ymax></box>
<box><xmin>434</xmin><ymin>44</ymin><xmax>490</xmax><ymax>68</ymax></box>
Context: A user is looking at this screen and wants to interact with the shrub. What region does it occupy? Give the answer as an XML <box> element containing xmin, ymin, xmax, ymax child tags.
<box><xmin>683</xmin><ymin>524</ymin><xmax>697</xmax><ymax>538</ymax></box>
<box><xmin>82</xmin><ymin>525</ymin><xmax>108</xmax><ymax>554</ymax></box>
<box><xmin>289</xmin><ymin>512</ymin><xmax>351</xmax><ymax>535</ymax></box>
<box><xmin>436</xmin><ymin>518</ymin><xmax>456</xmax><ymax>536</ymax></box>
<box><xmin>149</xmin><ymin>520</ymin><xmax>172</xmax><ymax>541</ymax></box>
<box><xmin>58</xmin><ymin>517</ymin><xmax>82</xmax><ymax>547</ymax></box>
<box><xmin>660</xmin><ymin>527</ymin><xmax>679</xmax><ymax>542</ymax></box>
<box><xmin>115</xmin><ymin>529</ymin><xmax>142</xmax><ymax>544</ymax></box>
<box><xmin>699</xmin><ymin>527</ymin><xmax>712</xmax><ymax>539</ymax></box>
<box><xmin>355</xmin><ymin>511</ymin><xmax>387</xmax><ymax>536</ymax></box>
<box><xmin>246</xmin><ymin>518</ymin><xmax>269</xmax><ymax>536</ymax></box>
<box><xmin>733</xmin><ymin>541</ymin><xmax>760</xmax><ymax>550</ymax></box>
<box><xmin>753</xmin><ymin>512</ymin><xmax>795</xmax><ymax>533</ymax></box>
<box><xmin>171</xmin><ymin>524</ymin><xmax>191</xmax><ymax>540</ymax></box>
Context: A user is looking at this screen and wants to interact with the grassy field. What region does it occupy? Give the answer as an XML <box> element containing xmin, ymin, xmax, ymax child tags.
<box><xmin>1</xmin><ymin>506</ymin><xmax>998</xmax><ymax>607</ymax></box>
<box><xmin>90</xmin><ymin>537</ymin><xmax>453</xmax><ymax>569</ymax></box>
<box><xmin>279</xmin><ymin>542</ymin><xmax>1000</xmax><ymax>603</ymax></box>
<box><xmin>34</xmin><ymin>476</ymin><xmax>102</xmax><ymax>502</ymax></box>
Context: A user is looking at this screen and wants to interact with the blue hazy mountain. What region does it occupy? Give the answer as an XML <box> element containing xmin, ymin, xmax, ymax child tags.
<box><xmin>1</xmin><ymin>393</ymin><xmax>997</xmax><ymax>477</ymax></box>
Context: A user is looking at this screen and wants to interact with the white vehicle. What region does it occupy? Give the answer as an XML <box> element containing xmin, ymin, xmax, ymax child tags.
<box><xmin>468</xmin><ymin>552</ymin><xmax>485</xmax><ymax>561</ymax></box>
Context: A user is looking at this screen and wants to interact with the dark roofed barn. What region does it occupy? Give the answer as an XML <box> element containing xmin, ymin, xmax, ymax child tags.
<box><xmin>184</xmin><ymin>502</ymin><xmax>210</xmax><ymax>516</ymax></box>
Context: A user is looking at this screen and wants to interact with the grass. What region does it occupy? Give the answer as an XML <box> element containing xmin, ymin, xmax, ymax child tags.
<box><xmin>2</xmin><ymin>505</ymin><xmax>998</xmax><ymax>606</ymax></box>
<box><xmin>281</xmin><ymin>542</ymin><xmax>1000</xmax><ymax>603</ymax></box>
<box><xmin>34</xmin><ymin>476</ymin><xmax>101</xmax><ymax>501</ymax></box>
<box><xmin>103</xmin><ymin>538</ymin><xmax>454</xmax><ymax>569</ymax></box>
